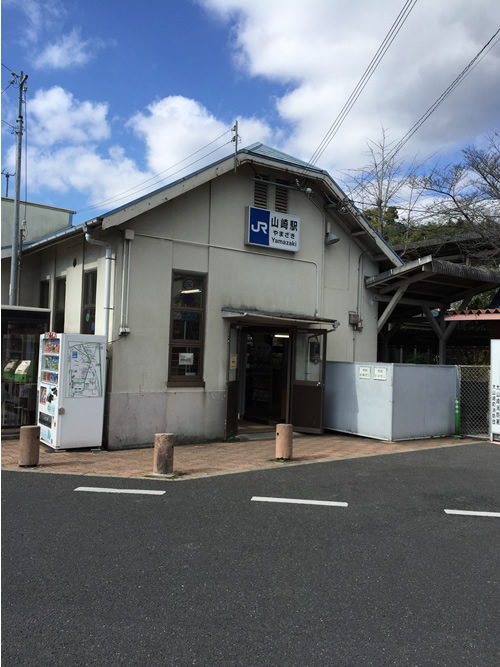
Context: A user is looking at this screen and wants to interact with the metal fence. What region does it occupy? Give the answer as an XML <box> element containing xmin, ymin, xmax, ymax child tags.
<box><xmin>458</xmin><ymin>365</ymin><xmax>490</xmax><ymax>438</ymax></box>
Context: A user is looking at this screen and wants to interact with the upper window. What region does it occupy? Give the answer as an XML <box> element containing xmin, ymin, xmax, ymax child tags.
<box><xmin>39</xmin><ymin>280</ymin><xmax>49</xmax><ymax>309</ymax></box>
<box><xmin>81</xmin><ymin>270</ymin><xmax>97</xmax><ymax>334</ymax></box>
<box><xmin>54</xmin><ymin>277</ymin><xmax>66</xmax><ymax>333</ymax></box>
<box><xmin>168</xmin><ymin>273</ymin><xmax>206</xmax><ymax>386</ymax></box>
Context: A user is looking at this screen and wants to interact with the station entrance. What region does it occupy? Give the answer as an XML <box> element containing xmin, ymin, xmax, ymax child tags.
<box><xmin>225</xmin><ymin>323</ymin><xmax>328</xmax><ymax>438</ymax></box>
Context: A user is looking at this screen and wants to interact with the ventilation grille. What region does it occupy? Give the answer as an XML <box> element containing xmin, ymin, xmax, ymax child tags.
<box><xmin>275</xmin><ymin>179</ymin><xmax>288</xmax><ymax>213</ymax></box>
<box><xmin>254</xmin><ymin>177</ymin><xmax>268</xmax><ymax>209</ymax></box>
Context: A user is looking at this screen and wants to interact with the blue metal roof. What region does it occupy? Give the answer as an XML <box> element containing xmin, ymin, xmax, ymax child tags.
<box><xmin>241</xmin><ymin>143</ymin><xmax>325</xmax><ymax>173</ymax></box>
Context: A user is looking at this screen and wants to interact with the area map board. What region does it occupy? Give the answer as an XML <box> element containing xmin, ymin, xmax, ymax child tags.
<box><xmin>67</xmin><ymin>342</ymin><xmax>104</xmax><ymax>398</ymax></box>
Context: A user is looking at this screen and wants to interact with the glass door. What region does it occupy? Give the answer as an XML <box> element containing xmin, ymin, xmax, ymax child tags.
<box><xmin>290</xmin><ymin>329</ymin><xmax>326</xmax><ymax>434</ymax></box>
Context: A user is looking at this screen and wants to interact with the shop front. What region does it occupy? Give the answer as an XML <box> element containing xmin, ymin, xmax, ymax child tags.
<box><xmin>1</xmin><ymin>306</ymin><xmax>51</xmax><ymax>432</ymax></box>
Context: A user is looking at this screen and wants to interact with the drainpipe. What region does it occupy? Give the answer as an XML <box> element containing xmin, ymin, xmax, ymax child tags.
<box><xmin>84</xmin><ymin>226</ymin><xmax>112</xmax><ymax>342</ymax></box>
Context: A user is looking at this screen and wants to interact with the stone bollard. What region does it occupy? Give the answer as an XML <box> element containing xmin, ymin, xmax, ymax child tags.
<box><xmin>276</xmin><ymin>424</ymin><xmax>293</xmax><ymax>460</ymax></box>
<box><xmin>19</xmin><ymin>425</ymin><xmax>41</xmax><ymax>468</ymax></box>
<box><xmin>153</xmin><ymin>433</ymin><xmax>175</xmax><ymax>476</ymax></box>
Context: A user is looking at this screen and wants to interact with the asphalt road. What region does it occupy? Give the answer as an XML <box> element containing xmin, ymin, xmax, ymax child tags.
<box><xmin>2</xmin><ymin>442</ymin><xmax>499</xmax><ymax>666</ymax></box>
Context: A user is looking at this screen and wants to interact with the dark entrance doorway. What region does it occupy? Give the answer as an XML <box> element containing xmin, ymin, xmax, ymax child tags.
<box><xmin>243</xmin><ymin>328</ymin><xmax>290</xmax><ymax>427</ymax></box>
<box><xmin>225</xmin><ymin>323</ymin><xmax>328</xmax><ymax>438</ymax></box>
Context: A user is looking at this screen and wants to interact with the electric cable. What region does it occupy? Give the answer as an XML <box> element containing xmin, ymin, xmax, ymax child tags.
<box><xmin>385</xmin><ymin>28</ymin><xmax>500</xmax><ymax>163</ymax></box>
<box><xmin>1</xmin><ymin>118</ymin><xmax>16</xmax><ymax>130</ymax></box>
<box><xmin>343</xmin><ymin>29</ymin><xmax>500</xmax><ymax>226</ymax></box>
<box><xmin>303</xmin><ymin>0</ymin><xmax>417</xmax><ymax>172</ymax></box>
<box><xmin>77</xmin><ymin>133</ymin><xmax>233</xmax><ymax>214</ymax></box>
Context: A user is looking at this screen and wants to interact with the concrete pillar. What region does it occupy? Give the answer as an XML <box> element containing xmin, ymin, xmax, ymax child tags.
<box><xmin>153</xmin><ymin>433</ymin><xmax>174</xmax><ymax>476</ymax></box>
<box><xmin>19</xmin><ymin>425</ymin><xmax>40</xmax><ymax>467</ymax></box>
<box><xmin>276</xmin><ymin>424</ymin><xmax>293</xmax><ymax>460</ymax></box>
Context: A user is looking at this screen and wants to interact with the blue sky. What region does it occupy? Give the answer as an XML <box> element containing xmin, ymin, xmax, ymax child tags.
<box><xmin>2</xmin><ymin>0</ymin><xmax>499</xmax><ymax>226</ymax></box>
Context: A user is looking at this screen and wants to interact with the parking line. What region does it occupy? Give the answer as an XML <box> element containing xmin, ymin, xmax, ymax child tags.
<box><xmin>444</xmin><ymin>509</ymin><xmax>500</xmax><ymax>518</ymax></box>
<box><xmin>75</xmin><ymin>487</ymin><xmax>165</xmax><ymax>495</ymax></box>
<box><xmin>251</xmin><ymin>496</ymin><xmax>348</xmax><ymax>507</ymax></box>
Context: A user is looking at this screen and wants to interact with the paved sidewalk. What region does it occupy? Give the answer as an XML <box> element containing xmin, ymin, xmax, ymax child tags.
<box><xmin>1</xmin><ymin>432</ymin><xmax>481</xmax><ymax>480</ymax></box>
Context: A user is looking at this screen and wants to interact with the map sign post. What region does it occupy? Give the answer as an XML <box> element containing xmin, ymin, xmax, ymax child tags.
<box><xmin>37</xmin><ymin>333</ymin><xmax>106</xmax><ymax>449</ymax></box>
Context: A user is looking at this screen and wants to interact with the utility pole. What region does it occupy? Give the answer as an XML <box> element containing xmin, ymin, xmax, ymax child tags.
<box><xmin>232</xmin><ymin>120</ymin><xmax>239</xmax><ymax>173</ymax></box>
<box><xmin>2</xmin><ymin>169</ymin><xmax>14</xmax><ymax>197</ymax></box>
<box><xmin>9</xmin><ymin>70</ymin><xmax>28</xmax><ymax>306</ymax></box>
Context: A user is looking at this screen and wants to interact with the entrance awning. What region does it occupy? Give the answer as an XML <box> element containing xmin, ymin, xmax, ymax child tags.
<box><xmin>221</xmin><ymin>307</ymin><xmax>339</xmax><ymax>329</ymax></box>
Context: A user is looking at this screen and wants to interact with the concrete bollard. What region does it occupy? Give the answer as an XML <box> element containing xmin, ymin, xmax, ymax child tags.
<box><xmin>19</xmin><ymin>425</ymin><xmax>41</xmax><ymax>468</ymax></box>
<box><xmin>153</xmin><ymin>433</ymin><xmax>175</xmax><ymax>476</ymax></box>
<box><xmin>276</xmin><ymin>423</ymin><xmax>293</xmax><ymax>460</ymax></box>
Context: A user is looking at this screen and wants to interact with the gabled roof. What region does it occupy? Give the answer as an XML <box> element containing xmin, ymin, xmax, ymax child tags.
<box><xmin>13</xmin><ymin>144</ymin><xmax>402</xmax><ymax>267</ymax></box>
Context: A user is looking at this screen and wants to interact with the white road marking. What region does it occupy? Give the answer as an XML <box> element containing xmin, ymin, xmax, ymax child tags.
<box><xmin>75</xmin><ymin>487</ymin><xmax>165</xmax><ymax>495</ymax></box>
<box><xmin>251</xmin><ymin>496</ymin><xmax>348</xmax><ymax>507</ymax></box>
<box><xmin>444</xmin><ymin>509</ymin><xmax>500</xmax><ymax>518</ymax></box>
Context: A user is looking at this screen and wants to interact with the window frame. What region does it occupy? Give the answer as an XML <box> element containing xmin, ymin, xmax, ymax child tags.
<box><xmin>39</xmin><ymin>280</ymin><xmax>50</xmax><ymax>309</ymax></box>
<box><xmin>81</xmin><ymin>269</ymin><xmax>97</xmax><ymax>335</ymax></box>
<box><xmin>54</xmin><ymin>277</ymin><xmax>66</xmax><ymax>333</ymax></box>
<box><xmin>167</xmin><ymin>271</ymin><xmax>206</xmax><ymax>387</ymax></box>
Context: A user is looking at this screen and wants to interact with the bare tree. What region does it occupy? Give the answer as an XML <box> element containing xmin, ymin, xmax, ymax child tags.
<box><xmin>417</xmin><ymin>133</ymin><xmax>500</xmax><ymax>266</ymax></box>
<box><xmin>342</xmin><ymin>128</ymin><xmax>424</xmax><ymax>239</ymax></box>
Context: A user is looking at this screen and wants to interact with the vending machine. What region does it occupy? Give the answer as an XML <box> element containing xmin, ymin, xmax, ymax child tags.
<box><xmin>490</xmin><ymin>339</ymin><xmax>500</xmax><ymax>443</ymax></box>
<box><xmin>37</xmin><ymin>333</ymin><xmax>106</xmax><ymax>449</ymax></box>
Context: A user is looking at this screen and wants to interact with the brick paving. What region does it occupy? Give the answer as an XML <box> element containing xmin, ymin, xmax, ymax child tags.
<box><xmin>1</xmin><ymin>432</ymin><xmax>481</xmax><ymax>481</ymax></box>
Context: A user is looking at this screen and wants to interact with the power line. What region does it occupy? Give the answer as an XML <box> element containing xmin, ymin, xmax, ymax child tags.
<box><xmin>77</xmin><ymin>131</ymin><xmax>233</xmax><ymax>214</ymax></box>
<box><xmin>304</xmin><ymin>0</ymin><xmax>417</xmax><ymax>171</ymax></box>
<box><xmin>386</xmin><ymin>28</ymin><xmax>500</xmax><ymax>163</ymax></box>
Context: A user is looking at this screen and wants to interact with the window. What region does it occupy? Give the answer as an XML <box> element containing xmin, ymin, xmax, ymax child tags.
<box><xmin>275</xmin><ymin>179</ymin><xmax>289</xmax><ymax>213</ymax></box>
<box><xmin>39</xmin><ymin>280</ymin><xmax>49</xmax><ymax>309</ymax></box>
<box><xmin>81</xmin><ymin>270</ymin><xmax>97</xmax><ymax>334</ymax></box>
<box><xmin>54</xmin><ymin>277</ymin><xmax>66</xmax><ymax>332</ymax></box>
<box><xmin>254</xmin><ymin>175</ymin><xmax>268</xmax><ymax>209</ymax></box>
<box><xmin>168</xmin><ymin>273</ymin><xmax>205</xmax><ymax>385</ymax></box>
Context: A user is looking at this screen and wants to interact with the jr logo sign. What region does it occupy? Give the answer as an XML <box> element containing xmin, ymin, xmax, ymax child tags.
<box><xmin>248</xmin><ymin>208</ymin><xmax>270</xmax><ymax>246</ymax></box>
<box><xmin>247</xmin><ymin>206</ymin><xmax>300</xmax><ymax>253</ymax></box>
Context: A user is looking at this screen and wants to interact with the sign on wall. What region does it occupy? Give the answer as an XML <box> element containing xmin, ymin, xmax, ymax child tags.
<box><xmin>247</xmin><ymin>206</ymin><xmax>300</xmax><ymax>252</ymax></box>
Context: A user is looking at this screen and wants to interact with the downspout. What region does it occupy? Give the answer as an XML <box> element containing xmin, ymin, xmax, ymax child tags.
<box><xmin>84</xmin><ymin>227</ymin><xmax>112</xmax><ymax>342</ymax></box>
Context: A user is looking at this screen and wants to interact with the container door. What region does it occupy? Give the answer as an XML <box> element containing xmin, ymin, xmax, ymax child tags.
<box><xmin>290</xmin><ymin>329</ymin><xmax>326</xmax><ymax>434</ymax></box>
<box><xmin>225</xmin><ymin>325</ymin><xmax>240</xmax><ymax>439</ymax></box>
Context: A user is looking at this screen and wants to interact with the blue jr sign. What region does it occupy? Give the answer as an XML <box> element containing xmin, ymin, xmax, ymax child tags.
<box><xmin>247</xmin><ymin>207</ymin><xmax>300</xmax><ymax>252</ymax></box>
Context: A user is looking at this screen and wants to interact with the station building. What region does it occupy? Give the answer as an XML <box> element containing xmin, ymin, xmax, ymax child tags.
<box><xmin>2</xmin><ymin>144</ymin><xmax>405</xmax><ymax>448</ymax></box>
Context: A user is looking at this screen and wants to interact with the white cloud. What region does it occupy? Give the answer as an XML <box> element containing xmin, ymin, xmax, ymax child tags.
<box><xmin>35</xmin><ymin>28</ymin><xmax>99</xmax><ymax>69</ymax></box>
<box><xmin>8</xmin><ymin>92</ymin><xmax>272</xmax><ymax>212</ymax></box>
<box><xmin>2</xmin><ymin>0</ymin><xmax>66</xmax><ymax>44</ymax></box>
<box><xmin>200</xmin><ymin>0</ymin><xmax>500</xmax><ymax>176</ymax></box>
<box><xmin>28</xmin><ymin>87</ymin><xmax>110</xmax><ymax>146</ymax></box>
<box><xmin>128</xmin><ymin>96</ymin><xmax>273</xmax><ymax>176</ymax></box>
<box><xmin>12</xmin><ymin>143</ymin><xmax>152</xmax><ymax>209</ymax></box>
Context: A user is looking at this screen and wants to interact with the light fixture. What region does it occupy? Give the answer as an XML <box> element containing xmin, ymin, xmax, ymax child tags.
<box><xmin>325</xmin><ymin>233</ymin><xmax>340</xmax><ymax>245</ymax></box>
<box><xmin>274</xmin><ymin>334</ymin><xmax>289</xmax><ymax>339</ymax></box>
<box><xmin>181</xmin><ymin>288</ymin><xmax>201</xmax><ymax>294</ymax></box>
<box><xmin>325</xmin><ymin>222</ymin><xmax>340</xmax><ymax>245</ymax></box>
